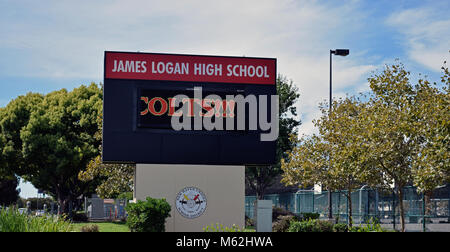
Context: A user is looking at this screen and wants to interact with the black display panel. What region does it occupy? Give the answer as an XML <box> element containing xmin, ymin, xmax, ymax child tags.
<box><xmin>103</xmin><ymin>51</ymin><xmax>277</xmax><ymax>165</ymax></box>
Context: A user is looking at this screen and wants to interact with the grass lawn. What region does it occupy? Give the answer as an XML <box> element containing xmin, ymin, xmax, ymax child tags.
<box><xmin>71</xmin><ymin>221</ymin><xmax>130</xmax><ymax>232</ymax></box>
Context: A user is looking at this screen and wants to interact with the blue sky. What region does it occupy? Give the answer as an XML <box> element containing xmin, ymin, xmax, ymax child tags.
<box><xmin>0</xmin><ymin>0</ymin><xmax>448</xmax><ymax>198</ymax></box>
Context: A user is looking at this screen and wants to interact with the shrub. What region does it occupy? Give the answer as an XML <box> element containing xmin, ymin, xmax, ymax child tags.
<box><xmin>349</xmin><ymin>218</ymin><xmax>390</xmax><ymax>232</ymax></box>
<box><xmin>288</xmin><ymin>219</ymin><xmax>315</xmax><ymax>232</ymax></box>
<box><xmin>273</xmin><ymin>207</ymin><xmax>301</xmax><ymax>220</ymax></box>
<box><xmin>0</xmin><ymin>207</ymin><xmax>72</xmax><ymax>232</ymax></box>
<box><xmin>315</xmin><ymin>219</ymin><xmax>334</xmax><ymax>232</ymax></box>
<box><xmin>125</xmin><ymin>197</ymin><xmax>171</xmax><ymax>232</ymax></box>
<box><xmin>333</xmin><ymin>223</ymin><xmax>349</xmax><ymax>232</ymax></box>
<box><xmin>72</xmin><ymin>212</ymin><xmax>88</xmax><ymax>222</ymax></box>
<box><xmin>300</xmin><ymin>212</ymin><xmax>320</xmax><ymax>221</ymax></box>
<box><xmin>363</xmin><ymin>216</ymin><xmax>380</xmax><ymax>224</ymax></box>
<box><xmin>81</xmin><ymin>224</ymin><xmax>99</xmax><ymax>232</ymax></box>
<box><xmin>286</xmin><ymin>217</ymin><xmax>391</xmax><ymax>233</ymax></box>
<box><xmin>288</xmin><ymin>219</ymin><xmax>334</xmax><ymax>232</ymax></box>
<box><xmin>272</xmin><ymin>207</ymin><xmax>294</xmax><ymax>220</ymax></box>
<box><xmin>245</xmin><ymin>215</ymin><xmax>254</xmax><ymax>227</ymax></box>
<box><xmin>272</xmin><ymin>215</ymin><xmax>297</xmax><ymax>232</ymax></box>
<box><xmin>203</xmin><ymin>223</ymin><xmax>243</xmax><ymax>232</ymax></box>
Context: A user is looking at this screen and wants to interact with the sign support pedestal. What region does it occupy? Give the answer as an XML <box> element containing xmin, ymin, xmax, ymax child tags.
<box><xmin>134</xmin><ymin>164</ymin><xmax>245</xmax><ymax>232</ymax></box>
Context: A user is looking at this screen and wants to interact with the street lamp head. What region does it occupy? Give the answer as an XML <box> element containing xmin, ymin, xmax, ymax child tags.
<box><xmin>332</xmin><ymin>49</ymin><xmax>350</xmax><ymax>56</ymax></box>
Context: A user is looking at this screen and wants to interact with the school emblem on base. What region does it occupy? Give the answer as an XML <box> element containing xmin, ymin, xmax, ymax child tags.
<box><xmin>176</xmin><ymin>187</ymin><xmax>207</xmax><ymax>219</ymax></box>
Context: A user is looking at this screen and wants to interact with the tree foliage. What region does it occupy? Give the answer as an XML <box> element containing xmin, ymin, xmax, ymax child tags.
<box><xmin>0</xmin><ymin>83</ymin><xmax>103</xmax><ymax>213</ymax></box>
<box><xmin>282</xmin><ymin>97</ymin><xmax>369</xmax><ymax>226</ymax></box>
<box><xmin>410</xmin><ymin>66</ymin><xmax>450</xmax><ymax>192</ymax></box>
<box><xmin>0</xmin><ymin>93</ymin><xmax>44</xmax><ymax>177</ymax></box>
<box><xmin>78</xmin><ymin>155</ymin><xmax>134</xmax><ymax>199</ymax></box>
<box><xmin>362</xmin><ymin>63</ymin><xmax>448</xmax><ymax>231</ymax></box>
<box><xmin>282</xmin><ymin>62</ymin><xmax>449</xmax><ymax>231</ymax></box>
<box><xmin>0</xmin><ymin>176</ymin><xmax>20</xmax><ymax>206</ymax></box>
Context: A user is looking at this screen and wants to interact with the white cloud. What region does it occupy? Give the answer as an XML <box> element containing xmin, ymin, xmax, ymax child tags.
<box><xmin>0</xmin><ymin>0</ymin><xmax>381</xmax><ymax>136</ymax></box>
<box><xmin>282</xmin><ymin>54</ymin><xmax>376</xmax><ymax>136</ymax></box>
<box><xmin>386</xmin><ymin>6</ymin><xmax>450</xmax><ymax>72</ymax></box>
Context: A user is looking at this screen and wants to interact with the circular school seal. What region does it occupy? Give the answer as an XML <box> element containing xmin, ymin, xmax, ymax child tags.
<box><xmin>175</xmin><ymin>187</ymin><xmax>207</xmax><ymax>219</ymax></box>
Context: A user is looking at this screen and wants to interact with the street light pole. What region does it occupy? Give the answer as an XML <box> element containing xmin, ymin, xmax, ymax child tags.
<box><xmin>330</xmin><ymin>50</ymin><xmax>333</xmax><ymax>112</ymax></box>
<box><xmin>328</xmin><ymin>49</ymin><xmax>349</xmax><ymax>220</ymax></box>
<box><xmin>328</xmin><ymin>50</ymin><xmax>333</xmax><ymax>220</ymax></box>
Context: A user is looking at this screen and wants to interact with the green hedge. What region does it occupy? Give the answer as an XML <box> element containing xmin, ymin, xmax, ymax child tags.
<box><xmin>288</xmin><ymin>218</ymin><xmax>390</xmax><ymax>232</ymax></box>
<box><xmin>300</xmin><ymin>212</ymin><xmax>320</xmax><ymax>221</ymax></box>
<box><xmin>288</xmin><ymin>219</ymin><xmax>334</xmax><ymax>232</ymax></box>
<box><xmin>125</xmin><ymin>197</ymin><xmax>171</xmax><ymax>232</ymax></box>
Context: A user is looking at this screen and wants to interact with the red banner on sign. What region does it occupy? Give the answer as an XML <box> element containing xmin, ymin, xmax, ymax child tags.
<box><xmin>104</xmin><ymin>51</ymin><xmax>276</xmax><ymax>85</ymax></box>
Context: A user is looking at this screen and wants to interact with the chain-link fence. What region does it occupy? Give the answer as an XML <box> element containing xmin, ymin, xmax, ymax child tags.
<box><xmin>245</xmin><ymin>184</ymin><xmax>450</xmax><ymax>231</ymax></box>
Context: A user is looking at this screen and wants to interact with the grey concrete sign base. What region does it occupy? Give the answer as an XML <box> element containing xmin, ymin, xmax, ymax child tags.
<box><xmin>134</xmin><ymin>164</ymin><xmax>245</xmax><ymax>232</ymax></box>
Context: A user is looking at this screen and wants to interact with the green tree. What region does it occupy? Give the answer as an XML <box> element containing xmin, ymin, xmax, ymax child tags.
<box><xmin>0</xmin><ymin>111</ymin><xmax>4</xmax><ymax>175</ymax></box>
<box><xmin>360</xmin><ymin>63</ymin><xmax>426</xmax><ymax>232</ymax></box>
<box><xmin>0</xmin><ymin>93</ymin><xmax>43</xmax><ymax>206</ymax></box>
<box><xmin>246</xmin><ymin>74</ymin><xmax>301</xmax><ymax>199</ymax></box>
<box><xmin>78</xmin><ymin>155</ymin><xmax>134</xmax><ymax>199</ymax></box>
<box><xmin>410</xmin><ymin>66</ymin><xmax>450</xmax><ymax>192</ymax></box>
<box><xmin>0</xmin><ymin>176</ymin><xmax>20</xmax><ymax>206</ymax></box>
<box><xmin>0</xmin><ymin>93</ymin><xmax>44</xmax><ymax>177</ymax></box>
<box><xmin>0</xmin><ymin>84</ymin><xmax>103</xmax><ymax>213</ymax></box>
<box><xmin>282</xmin><ymin>62</ymin><xmax>449</xmax><ymax>232</ymax></box>
<box><xmin>282</xmin><ymin>97</ymin><xmax>369</xmax><ymax>226</ymax></box>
